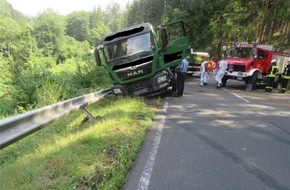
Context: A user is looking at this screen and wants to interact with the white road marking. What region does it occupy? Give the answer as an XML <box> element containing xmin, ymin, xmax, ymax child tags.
<box><xmin>222</xmin><ymin>88</ymin><xmax>250</xmax><ymax>103</ymax></box>
<box><xmin>137</xmin><ymin>101</ymin><xmax>168</xmax><ymax>190</ymax></box>
<box><xmin>230</xmin><ymin>91</ymin><xmax>250</xmax><ymax>103</ymax></box>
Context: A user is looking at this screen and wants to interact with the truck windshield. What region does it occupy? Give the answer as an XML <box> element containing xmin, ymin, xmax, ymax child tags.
<box><xmin>104</xmin><ymin>32</ymin><xmax>154</xmax><ymax>64</ymax></box>
<box><xmin>228</xmin><ymin>47</ymin><xmax>255</xmax><ymax>58</ymax></box>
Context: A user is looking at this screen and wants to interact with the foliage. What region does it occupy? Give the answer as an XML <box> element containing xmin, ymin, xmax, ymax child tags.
<box><xmin>103</xmin><ymin>2</ymin><xmax>125</xmax><ymax>32</ymax></box>
<box><xmin>66</xmin><ymin>11</ymin><xmax>90</xmax><ymax>42</ymax></box>
<box><xmin>0</xmin><ymin>0</ymin><xmax>27</xmax><ymax>22</ymax></box>
<box><xmin>36</xmin><ymin>79</ymin><xmax>66</xmax><ymax>107</ymax></box>
<box><xmin>33</xmin><ymin>10</ymin><xmax>66</xmax><ymax>60</ymax></box>
<box><xmin>10</xmin><ymin>64</ymin><xmax>53</xmax><ymax>110</ymax></box>
<box><xmin>66</xmin><ymin>9</ymin><xmax>112</xmax><ymax>46</ymax></box>
<box><xmin>59</xmin><ymin>37</ymin><xmax>91</xmax><ymax>62</ymax></box>
<box><xmin>72</xmin><ymin>59</ymin><xmax>111</xmax><ymax>92</ymax></box>
<box><xmin>0</xmin><ymin>0</ymin><xmax>115</xmax><ymax>118</ymax></box>
<box><xmin>0</xmin><ymin>17</ymin><xmax>34</xmax><ymax>64</ymax></box>
<box><xmin>87</xmin><ymin>22</ymin><xmax>111</xmax><ymax>47</ymax></box>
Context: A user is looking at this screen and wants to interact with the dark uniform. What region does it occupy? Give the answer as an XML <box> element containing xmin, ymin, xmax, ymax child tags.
<box><xmin>265</xmin><ymin>59</ymin><xmax>279</xmax><ymax>92</ymax></box>
<box><xmin>174</xmin><ymin>58</ymin><xmax>189</xmax><ymax>97</ymax></box>
<box><xmin>280</xmin><ymin>60</ymin><xmax>290</xmax><ymax>93</ymax></box>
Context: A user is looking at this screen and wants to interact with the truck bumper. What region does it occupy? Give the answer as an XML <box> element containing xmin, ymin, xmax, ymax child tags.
<box><xmin>225</xmin><ymin>71</ymin><xmax>248</xmax><ymax>80</ymax></box>
<box><xmin>111</xmin><ymin>70</ymin><xmax>173</xmax><ymax>97</ymax></box>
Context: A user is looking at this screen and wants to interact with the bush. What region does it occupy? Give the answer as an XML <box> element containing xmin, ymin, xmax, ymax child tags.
<box><xmin>36</xmin><ymin>80</ymin><xmax>66</xmax><ymax>107</ymax></box>
<box><xmin>10</xmin><ymin>65</ymin><xmax>53</xmax><ymax>110</ymax></box>
<box><xmin>71</xmin><ymin>59</ymin><xmax>111</xmax><ymax>94</ymax></box>
<box><xmin>1</xmin><ymin>50</ymin><xmax>110</xmax><ymax>119</ymax></box>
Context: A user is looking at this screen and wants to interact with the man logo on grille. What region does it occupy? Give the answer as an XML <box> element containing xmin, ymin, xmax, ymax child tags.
<box><xmin>127</xmin><ymin>69</ymin><xmax>144</xmax><ymax>77</ymax></box>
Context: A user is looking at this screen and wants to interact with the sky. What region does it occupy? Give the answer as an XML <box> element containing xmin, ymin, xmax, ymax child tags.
<box><xmin>6</xmin><ymin>0</ymin><xmax>132</xmax><ymax>16</ymax></box>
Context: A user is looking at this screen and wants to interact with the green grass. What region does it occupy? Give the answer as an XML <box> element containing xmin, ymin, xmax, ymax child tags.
<box><xmin>0</xmin><ymin>95</ymin><xmax>160</xmax><ymax>190</ymax></box>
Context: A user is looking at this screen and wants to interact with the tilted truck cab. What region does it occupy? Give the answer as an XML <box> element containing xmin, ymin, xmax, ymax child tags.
<box><xmin>94</xmin><ymin>20</ymin><xmax>189</xmax><ymax>97</ymax></box>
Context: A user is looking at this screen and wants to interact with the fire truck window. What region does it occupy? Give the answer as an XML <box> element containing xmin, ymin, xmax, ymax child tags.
<box><xmin>228</xmin><ymin>48</ymin><xmax>237</xmax><ymax>57</ymax></box>
<box><xmin>257</xmin><ymin>50</ymin><xmax>268</xmax><ymax>59</ymax></box>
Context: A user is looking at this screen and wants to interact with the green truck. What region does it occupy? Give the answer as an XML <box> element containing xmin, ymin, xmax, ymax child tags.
<box><xmin>94</xmin><ymin>20</ymin><xmax>189</xmax><ymax>97</ymax></box>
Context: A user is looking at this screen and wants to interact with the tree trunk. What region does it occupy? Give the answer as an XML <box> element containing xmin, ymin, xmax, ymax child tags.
<box><xmin>216</xmin><ymin>16</ymin><xmax>224</xmax><ymax>58</ymax></box>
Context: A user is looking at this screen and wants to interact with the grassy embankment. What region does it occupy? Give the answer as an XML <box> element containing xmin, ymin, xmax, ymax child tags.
<box><xmin>0</xmin><ymin>96</ymin><xmax>161</xmax><ymax>189</ymax></box>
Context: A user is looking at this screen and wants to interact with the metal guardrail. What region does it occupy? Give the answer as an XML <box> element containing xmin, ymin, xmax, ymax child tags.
<box><xmin>0</xmin><ymin>89</ymin><xmax>112</xmax><ymax>150</ymax></box>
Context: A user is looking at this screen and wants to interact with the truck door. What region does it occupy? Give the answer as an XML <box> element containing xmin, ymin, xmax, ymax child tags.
<box><xmin>159</xmin><ymin>20</ymin><xmax>189</xmax><ymax>69</ymax></box>
<box><xmin>255</xmin><ymin>47</ymin><xmax>273</xmax><ymax>74</ymax></box>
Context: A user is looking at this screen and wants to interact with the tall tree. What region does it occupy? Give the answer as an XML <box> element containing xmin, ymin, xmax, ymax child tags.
<box><xmin>88</xmin><ymin>6</ymin><xmax>111</xmax><ymax>46</ymax></box>
<box><xmin>126</xmin><ymin>0</ymin><xmax>147</xmax><ymax>26</ymax></box>
<box><xmin>103</xmin><ymin>2</ymin><xmax>124</xmax><ymax>32</ymax></box>
<box><xmin>0</xmin><ymin>16</ymin><xmax>34</xmax><ymax>101</ymax></box>
<box><xmin>66</xmin><ymin>11</ymin><xmax>90</xmax><ymax>42</ymax></box>
<box><xmin>90</xmin><ymin>6</ymin><xmax>103</xmax><ymax>29</ymax></box>
<box><xmin>33</xmin><ymin>10</ymin><xmax>66</xmax><ymax>59</ymax></box>
<box><xmin>0</xmin><ymin>17</ymin><xmax>34</xmax><ymax>66</ymax></box>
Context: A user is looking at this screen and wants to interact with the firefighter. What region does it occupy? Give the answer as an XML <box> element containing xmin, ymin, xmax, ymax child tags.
<box><xmin>279</xmin><ymin>58</ymin><xmax>290</xmax><ymax>93</ymax></box>
<box><xmin>265</xmin><ymin>59</ymin><xmax>279</xmax><ymax>92</ymax></box>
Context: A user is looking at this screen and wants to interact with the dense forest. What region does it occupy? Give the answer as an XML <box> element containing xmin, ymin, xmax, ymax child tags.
<box><xmin>0</xmin><ymin>0</ymin><xmax>289</xmax><ymax>119</ymax></box>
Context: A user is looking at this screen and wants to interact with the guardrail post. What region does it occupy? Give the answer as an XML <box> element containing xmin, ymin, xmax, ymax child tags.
<box><xmin>81</xmin><ymin>107</ymin><xmax>95</xmax><ymax>120</ymax></box>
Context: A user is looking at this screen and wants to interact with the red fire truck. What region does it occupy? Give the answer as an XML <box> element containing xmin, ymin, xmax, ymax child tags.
<box><xmin>221</xmin><ymin>43</ymin><xmax>290</xmax><ymax>91</ymax></box>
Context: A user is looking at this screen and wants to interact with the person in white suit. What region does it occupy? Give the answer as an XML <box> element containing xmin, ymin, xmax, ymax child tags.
<box><xmin>215</xmin><ymin>55</ymin><xmax>228</xmax><ymax>88</ymax></box>
<box><xmin>200</xmin><ymin>58</ymin><xmax>209</xmax><ymax>86</ymax></box>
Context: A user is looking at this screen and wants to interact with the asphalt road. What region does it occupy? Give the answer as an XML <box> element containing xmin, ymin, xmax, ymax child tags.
<box><xmin>122</xmin><ymin>77</ymin><xmax>290</xmax><ymax>190</ymax></box>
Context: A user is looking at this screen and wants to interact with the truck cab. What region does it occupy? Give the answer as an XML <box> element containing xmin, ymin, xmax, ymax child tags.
<box><xmin>94</xmin><ymin>21</ymin><xmax>189</xmax><ymax>97</ymax></box>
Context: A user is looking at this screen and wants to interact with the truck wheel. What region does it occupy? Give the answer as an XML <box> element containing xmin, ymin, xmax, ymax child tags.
<box><xmin>169</xmin><ymin>70</ymin><xmax>177</xmax><ymax>94</ymax></box>
<box><xmin>246</xmin><ymin>72</ymin><xmax>257</xmax><ymax>91</ymax></box>
<box><xmin>171</xmin><ymin>78</ymin><xmax>177</xmax><ymax>93</ymax></box>
<box><xmin>244</xmin><ymin>77</ymin><xmax>250</xmax><ymax>85</ymax></box>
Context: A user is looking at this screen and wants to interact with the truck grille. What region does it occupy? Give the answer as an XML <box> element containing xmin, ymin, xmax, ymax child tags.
<box><xmin>228</xmin><ymin>65</ymin><xmax>245</xmax><ymax>72</ymax></box>
<box><xmin>115</xmin><ymin>61</ymin><xmax>152</xmax><ymax>80</ymax></box>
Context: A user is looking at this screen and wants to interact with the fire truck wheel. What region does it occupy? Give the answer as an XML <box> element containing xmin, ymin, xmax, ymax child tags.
<box><xmin>245</xmin><ymin>77</ymin><xmax>250</xmax><ymax>85</ymax></box>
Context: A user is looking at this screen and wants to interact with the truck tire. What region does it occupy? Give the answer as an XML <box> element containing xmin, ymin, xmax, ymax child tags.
<box><xmin>171</xmin><ymin>78</ymin><xmax>177</xmax><ymax>93</ymax></box>
<box><xmin>244</xmin><ymin>77</ymin><xmax>250</xmax><ymax>85</ymax></box>
<box><xmin>246</xmin><ymin>72</ymin><xmax>257</xmax><ymax>91</ymax></box>
<box><xmin>168</xmin><ymin>69</ymin><xmax>177</xmax><ymax>94</ymax></box>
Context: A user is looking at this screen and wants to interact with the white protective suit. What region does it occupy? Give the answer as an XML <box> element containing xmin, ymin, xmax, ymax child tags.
<box><xmin>200</xmin><ymin>61</ymin><xmax>209</xmax><ymax>86</ymax></box>
<box><xmin>215</xmin><ymin>59</ymin><xmax>228</xmax><ymax>87</ymax></box>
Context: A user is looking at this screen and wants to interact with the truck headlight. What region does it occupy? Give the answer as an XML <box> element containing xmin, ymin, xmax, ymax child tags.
<box><xmin>113</xmin><ymin>88</ymin><xmax>122</xmax><ymax>94</ymax></box>
<box><xmin>157</xmin><ymin>75</ymin><xmax>167</xmax><ymax>83</ymax></box>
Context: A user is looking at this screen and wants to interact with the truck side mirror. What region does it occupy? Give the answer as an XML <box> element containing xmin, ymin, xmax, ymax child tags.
<box><xmin>158</xmin><ymin>26</ymin><xmax>168</xmax><ymax>49</ymax></box>
<box><xmin>94</xmin><ymin>45</ymin><xmax>103</xmax><ymax>66</ymax></box>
